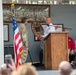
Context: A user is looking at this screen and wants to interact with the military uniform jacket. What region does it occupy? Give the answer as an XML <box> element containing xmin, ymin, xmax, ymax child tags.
<box><xmin>18</xmin><ymin>23</ymin><xmax>28</xmax><ymax>64</ymax></box>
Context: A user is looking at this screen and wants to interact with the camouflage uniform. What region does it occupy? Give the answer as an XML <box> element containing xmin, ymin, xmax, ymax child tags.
<box><xmin>18</xmin><ymin>23</ymin><xmax>28</xmax><ymax>64</ymax></box>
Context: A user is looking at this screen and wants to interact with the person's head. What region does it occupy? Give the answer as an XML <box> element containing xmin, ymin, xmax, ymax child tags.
<box><xmin>0</xmin><ymin>64</ymin><xmax>11</xmax><ymax>75</ymax></box>
<box><xmin>59</xmin><ymin>61</ymin><xmax>73</xmax><ymax>75</ymax></box>
<box><xmin>12</xmin><ymin>64</ymin><xmax>38</xmax><ymax>75</ymax></box>
<box><xmin>11</xmin><ymin>71</ymin><xmax>19</xmax><ymax>75</ymax></box>
<box><xmin>21</xmin><ymin>17</ymin><xmax>28</xmax><ymax>25</ymax></box>
<box><xmin>46</xmin><ymin>17</ymin><xmax>52</xmax><ymax>25</ymax></box>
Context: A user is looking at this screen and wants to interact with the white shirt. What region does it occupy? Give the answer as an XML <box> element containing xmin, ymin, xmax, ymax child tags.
<box><xmin>42</xmin><ymin>23</ymin><xmax>55</xmax><ymax>39</ymax></box>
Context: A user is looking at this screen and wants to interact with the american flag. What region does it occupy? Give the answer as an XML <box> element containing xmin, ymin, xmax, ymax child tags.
<box><xmin>12</xmin><ymin>16</ymin><xmax>24</xmax><ymax>67</ymax></box>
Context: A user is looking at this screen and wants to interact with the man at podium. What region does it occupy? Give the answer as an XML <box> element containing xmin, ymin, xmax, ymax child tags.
<box><xmin>39</xmin><ymin>17</ymin><xmax>56</xmax><ymax>65</ymax></box>
<box><xmin>39</xmin><ymin>17</ymin><xmax>55</xmax><ymax>39</ymax></box>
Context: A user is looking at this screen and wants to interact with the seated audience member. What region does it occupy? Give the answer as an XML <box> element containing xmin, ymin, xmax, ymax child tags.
<box><xmin>0</xmin><ymin>59</ymin><xmax>16</xmax><ymax>75</ymax></box>
<box><xmin>59</xmin><ymin>61</ymin><xmax>73</xmax><ymax>75</ymax></box>
<box><xmin>68</xmin><ymin>36</ymin><xmax>75</xmax><ymax>64</ymax></box>
<box><xmin>0</xmin><ymin>64</ymin><xmax>11</xmax><ymax>75</ymax></box>
<box><xmin>11</xmin><ymin>64</ymin><xmax>38</xmax><ymax>75</ymax></box>
<box><xmin>0</xmin><ymin>59</ymin><xmax>38</xmax><ymax>75</ymax></box>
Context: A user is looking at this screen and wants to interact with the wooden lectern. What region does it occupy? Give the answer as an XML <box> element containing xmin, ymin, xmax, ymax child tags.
<box><xmin>44</xmin><ymin>32</ymin><xmax>68</xmax><ymax>70</ymax></box>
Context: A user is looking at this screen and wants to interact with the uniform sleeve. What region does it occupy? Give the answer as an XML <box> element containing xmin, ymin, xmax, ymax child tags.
<box><xmin>18</xmin><ymin>24</ymin><xmax>28</xmax><ymax>49</ymax></box>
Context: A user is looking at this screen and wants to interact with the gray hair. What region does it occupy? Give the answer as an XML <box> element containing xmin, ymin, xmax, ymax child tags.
<box><xmin>59</xmin><ymin>61</ymin><xmax>73</xmax><ymax>75</ymax></box>
<box><xmin>60</xmin><ymin>67</ymin><xmax>72</xmax><ymax>75</ymax></box>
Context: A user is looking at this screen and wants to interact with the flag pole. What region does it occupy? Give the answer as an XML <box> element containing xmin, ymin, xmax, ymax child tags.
<box><xmin>11</xmin><ymin>0</ymin><xmax>24</xmax><ymax>67</ymax></box>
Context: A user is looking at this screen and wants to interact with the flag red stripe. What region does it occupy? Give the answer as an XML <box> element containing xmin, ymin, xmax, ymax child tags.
<box><xmin>15</xmin><ymin>32</ymin><xmax>20</xmax><ymax>40</ymax></box>
<box><xmin>15</xmin><ymin>39</ymin><xmax>24</xmax><ymax>53</ymax></box>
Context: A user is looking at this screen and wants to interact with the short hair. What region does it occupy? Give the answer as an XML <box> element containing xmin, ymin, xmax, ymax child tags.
<box><xmin>60</xmin><ymin>67</ymin><xmax>72</xmax><ymax>75</ymax></box>
<box><xmin>59</xmin><ymin>61</ymin><xmax>73</xmax><ymax>75</ymax></box>
<box><xmin>21</xmin><ymin>17</ymin><xmax>27</xmax><ymax>23</ymax></box>
<box><xmin>0</xmin><ymin>64</ymin><xmax>8</xmax><ymax>75</ymax></box>
<box><xmin>12</xmin><ymin>64</ymin><xmax>38</xmax><ymax>75</ymax></box>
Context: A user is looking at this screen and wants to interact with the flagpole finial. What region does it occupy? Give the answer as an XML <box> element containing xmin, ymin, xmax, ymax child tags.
<box><xmin>11</xmin><ymin>2</ymin><xmax>14</xmax><ymax>7</ymax></box>
<box><xmin>11</xmin><ymin>1</ymin><xmax>15</xmax><ymax>16</ymax></box>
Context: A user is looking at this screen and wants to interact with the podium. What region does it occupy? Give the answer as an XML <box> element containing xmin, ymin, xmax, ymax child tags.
<box><xmin>44</xmin><ymin>32</ymin><xmax>68</xmax><ymax>70</ymax></box>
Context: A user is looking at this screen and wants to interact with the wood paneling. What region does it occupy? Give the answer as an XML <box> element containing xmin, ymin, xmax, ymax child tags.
<box><xmin>44</xmin><ymin>32</ymin><xmax>68</xmax><ymax>69</ymax></box>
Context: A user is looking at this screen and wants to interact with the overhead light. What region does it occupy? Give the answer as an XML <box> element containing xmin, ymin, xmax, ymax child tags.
<box><xmin>69</xmin><ymin>1</ymin><xmax>75</xmax><ymax>4</ymax></box>
<box><xmin>54</xmin><ymin>1</ymin><xmax>57</xmax><ymax>4</ymax></box>
<box><xmin>38</xmin><ymin>0</ymin><xmax>43</xmax><ymax>3</ymax></box>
